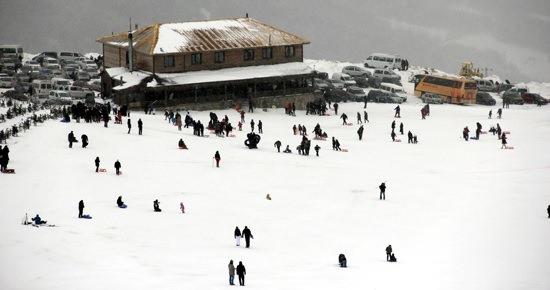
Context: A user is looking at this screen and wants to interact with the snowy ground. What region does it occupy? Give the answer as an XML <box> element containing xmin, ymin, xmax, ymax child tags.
<box><xmin>1</xmin><ymin>100</ymin><xmax>550</xmax><ymax>290</ymax></box>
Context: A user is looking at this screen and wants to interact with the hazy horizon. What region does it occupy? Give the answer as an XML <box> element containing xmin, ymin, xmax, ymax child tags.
<box><xmin>1</xmin><ymin>0</ymin><xmax>549</xmax><ymax>82</ymax></box>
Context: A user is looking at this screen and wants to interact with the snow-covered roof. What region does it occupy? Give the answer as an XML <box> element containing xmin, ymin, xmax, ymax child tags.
<box><xmin>97</xmin><ymin>18</ymin><xmax>309</xmax><ymax>55</ymax></box>
<box><xmin>106</xmin><ymin>62</ymin><xmax>313</xmax><ymax>90</ymax></box>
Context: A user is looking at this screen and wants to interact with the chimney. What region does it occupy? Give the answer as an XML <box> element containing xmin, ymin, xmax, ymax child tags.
<box><xmin>128</xmin><ymin>18</ymin><xmax>134</xmax><ymax>72</ymax></box>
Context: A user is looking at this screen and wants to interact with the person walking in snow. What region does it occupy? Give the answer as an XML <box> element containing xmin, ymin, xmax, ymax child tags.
<box><xmin>81</xmin><ymin>134</ymin><xmax>88</xmax><ymax>148</ymax></box>
<box><xmin>394</xmin><ymin>105</ymin><xmax>401</xmax><ymax>118</ymax></box>
<box><xmin>180</xmin><ymin>202</ymin><xmax>185</xmax><ymax>213</ymax></box>
<box><xmin>357</xmin><ymin>112</ymin><xmax>362</xmax><ymax>124</ymax></box>
<box><xmin>357</xmin><ymin>125</ymin><xmax>364</xmax><ymax>140</ymax></box>
<box><xmin>228</xmin><ymin>260</ymin><xmax>236</xmax><ymax>285</ymax></box>
<box><xmin>258</xmin><ymin>120</ymin><xmax>263</xmax><ymax>134</ymax></box>
<box><xmin>488</xmin><ymin>110</ymin><xmax>492</xmax><ymax>119</ymax></box>
<box><xmin>240</xmin><ymin>110</ymin><xmax>245</xmax><ymax>123</ymax></box>
<box><xmin>138</xmin><ymin>119</ymin><xmax>143</xmax><ymax>135</ymax></box>
<box><xmin>463</xmin><ymin>127</ymin><xmax>470</xmax><ymax>141</ymax></box>
<box><xmin>391</xmin><ymin>130</ymin><xmax>397</xmax><ymax>142</ymax></box>
<box><xmin>127</xmin><ymin>118</ymin><xmax>131</xmax><ymax>134</ymax></box>
<box><xmin>399</xmin><ymin>123</ymin><xmax>404</xmax><ymax>135</ymax></box>
<box><xmin>333</xmin><ymin>103</ymin><xmax>339</xmax><ymax>115</ymax></box>
<box><xmin>78</xmin><ymin>200</ymin><xmax>85</xmax><ymax>218</ymax></box>
<box><xmin>241</xmin><ymin>226</ymin><xmax>254</xmax><ymax>248</ymax></box>
<box><xmin>236</xmin><ymin>261</ymin><xmax>246</xmax><ymax>286</ymax></box>
<box><xmin>250</xmin><ymin>119</ymin><xmax>255</xmax><ymax>132</ymax></box>
<box><xmin>501</xmin><ymin>132</ymin><xmax>507</xmax><ymax>149</ymax></box>
<box><xmin>334</xmin><ymin>139</ymin><xmax>341</xmax><ymax>151</ymax></box>
<box><xmin>497</xmin><ymin>108</ymin><xmax>502</xmax><ymax>119</ymax></box>
<box><xmin>364</xmin><ymin>111</ymin><xmax>369</xmax><ymax>123</ymax></box>
<box><xmin>314</xmin><ymin>144</ymin><xmax>320</xmax><ymax>156</ymax></box>
<box><xmin>153</xmin><ymin>199</ymin><xmax>161</xmax><ymax>212</ymax></box>
<box><xmin>214</xmin><ymin>151</ymin><xmax>221</xmax><ymax>168</ymax></box>
<box><xmin>340</xmin><ymin>113</ymin><xmax>348</xmax><ymax>125</ymax></box>
<box><xmin>114</xmin><ymin>160</ymin><xmax>121</xmax><ymax>175</ymax></box>
<box><xmin>94</xmin><ymin>156</ymin><xmax>100</xmax><ymax>172</ymax></box>
<box><xmin>234</xmin><ymin>226</ymin><xmax>242</xmax><ymax>246</ymax></box>
<box><xmin>385</xmin><ymin>244</ymin><xmax>392</xmax><ymax>261</ymax></box>
<box><xmin>408</xmin><ymin>131</ymin><xmax>413</xmax><ymax>144</ymax></box>
<box><xmin>68</xmin><ymin>131</ymin><xmax>76</xmax><ymax>148</ymax></box>
<box><xmin>391</xmin><ymin>120</ymin><xmax>396</xmax><ymax>131</ymax></box>
<box><xmin>274</xmin><ymin>140</ymin><xmax>282</xmax><ymax>153</ymax></box>
<box><xmin>379</xmin><ymin>182</ymin><xmax>386</xmax><ymax>200</ymax></box>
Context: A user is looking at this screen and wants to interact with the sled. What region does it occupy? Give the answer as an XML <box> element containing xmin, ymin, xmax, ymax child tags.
<box><xmin>1</xmin><ymin>169</ymin><xmax>15</xmax><ymax>174</ymax></box>
<box><xmin>503</xmin><ymin>146</ymin><xmax>514</xmax><ymax>150</ymax></box>
<box><xmin>481</xmin><ymin>131</ymin><xmax>488</xmax><ymax>134</ymax></box>
<box><xmin>98</xmin><ymin>168</ymin><xmax>107</xmax><ymax>173</ymax></box>
<box><xmin>393</xmin><ymin>139</ymin><xmax>402</xmax><ymax>142</ymax></box>
<box><xmin>118</xmin><ymin>204</ymin><xmax>127</xmax><ymax>209</ymax></box>
<box><xmin>313</xmin><ymin>137</ymin><xmax>326</xmax><ymax>141</ymax></box>
<box><xmin>503</xmin><ymin>131</ymin><xmax>511</xmax><ymax>134</ymax></box>
<box><xmin>80</xmin><ymin>215</ymin><xmax>92</xmax><ymax>219</ymax></box>
<box><xmin>178</xmin><ymin>147</ymin><xmax>188</xmax><ymax>150</ymax></box>
<box><xmin>116</xmin><ymin>171</ymin><xmax>123</xmax><ymax>175</ymax></box>
<box><xmin>229</xmin><ymin>134</ymin><xmax>236</xmax><ymax>137</ymax></box>
<box><xmin>341</xmin><ymin>149</ymin><xmax>349</xmax><ymax>152</ymax></box>
<box><xmin>344</xmin><ymin>123</ymin><xmax>353</xmax><ymax>126</ymax></box>
<box><xmin>31</xmin><ymin>224</ymin><xmax>56</xmax><ymax>228</ymax></box>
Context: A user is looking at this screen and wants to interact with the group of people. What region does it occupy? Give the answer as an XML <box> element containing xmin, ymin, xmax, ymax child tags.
<box><xmin>68</xmin><ymin>131</ymin><xmax>88</xmax><ymax>148</ymax></box>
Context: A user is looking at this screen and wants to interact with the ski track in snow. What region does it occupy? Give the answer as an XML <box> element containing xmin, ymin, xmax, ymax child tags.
<box><xmin>1</xmin><ymin>100</ymin><xmax>550</xmax><ymax>290</ymax></box>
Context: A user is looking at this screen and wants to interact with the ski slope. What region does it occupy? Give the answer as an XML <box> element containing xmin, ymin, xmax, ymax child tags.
<box><xmin>1</xmin><ymin>101</ymin><xmax>549</xmax><ymax>290</ymax></box>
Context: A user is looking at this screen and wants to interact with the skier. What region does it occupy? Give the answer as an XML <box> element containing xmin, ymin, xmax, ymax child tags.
<box><xmin>241</xmin><ymin>226</ymin><xmax>254</xmax><ymax>248</ymax></box>
<box><xmin>379</xmin><ymin>182</ymin><xmax>386</xmax><ymax>200</ymax></box>
<box><xmin>394</xmin><ymin>105</ymin><xmax>401</xmax><ymax>118</ymax></box>
<box><xmin>81</xmin><ymin>134</ymin><xmax>88</xmax><ymax>148</ymax></box>
<box><xmin>488</xmin><ymin>110</ymin><xmax>492</xmax><ymax>119</ymax></box>
<box><xmin>501</xmin><ymin>132</ymin><xmax>507</xmax><ymax>149</ymax></box>
<box><xmin>236</xmin><ymin>261</ymin><xmax>246</xmax><ymax>286</ymax></box>
<box><xmin>234</xmin><ymin>226</ymin><xmax>241</xmax><ymax>246</ymax></box>
<box><xmin>178</xmin><ymin>139</ymin><xmax>188</xmax><ymax>149</ymax></box>
<box><xmin>114</xmin><ymin>160</ymin><xmax>121</xmax><ymax>175</ymax></box>
<box><xmin>180</xmin><ymin>202</ymin><xmax>185</xmax><ymax>213</ymax></box>
<box><xmin>153</xmin><ymin>199</ymin><xmax>161</xmax><ymax>212</ymax></box>
<box><xmin>138</xmin><ymin>119</ymin><xmax>143</xmax><ymax>135</ymax></box>
<box><xmin>116</xmin><ymin>196</ymin><xmax>126</xmax><ymax>208</ymax></box>
<box><xmin>497</xmin><ymin>108</ymin><xmax>502</xmax><ymax>119</ymax></box>
<box><xmin>214</xmin><ymin>151</ymin><xmax>221</xmax><ymax>168</ymax></box>
<box><xmin>364</xmin><ymin>111</ymin><xmax>369</xmax><ymax>123</ymax></box>
<box><xmin>339</xmin><ymin>254</ymin><xmax>347</xmax><ymax>267</ymax></box>
<box><xmin>250</xmin><ymin>119</ymin><xmax>255</xmax><ymax>132</ymax></box>
<box><xmin>340</xmin><ymin>113</ymin><xmax>348</xmax><ymax>125</ymax></box>
<box><xmin>399</xmin><ymin>123</ymin><xmax>404</xmax><ymax>135</ymax></box>
<box><xmin>274</xmin><ymin>140</ymin><xmax>282</xmax><ymax>153</ymax></box>
<box><xmin>94</xmin><ymin>157</ymin><xmax>100</xmax><ymax>172</ymax></box>
<box><xmin>258</xmin><ymin>120</ymin><xmax>263</xmax><ymax>134</ymax></box>
<box><xmin>314</xmin><ymin>144</ymin><xmax>320</xmax><ymax>157</ymax></box>
<box><xmin>385</xmin><ymin>244</ymin><xmax>392</xmax><ymax>261</ymax></box>
<box><xmin>357</xmin><ymin>125</ymin><xmax>364</xmax><ymax>140</ymax></box>
<box><xmin>228</xmin><ymin>260</ymin><xmax>236</xmax><ymax>285</ymax></box>
<box><xmin>127</xmin><ymin>118</ymin><xmax>131</xmax><ymax>134</ymax></box>
<box><xmin>68</xmin><ymin>131</ymin><xmax>76</xmax><ymax>148</ymax></box>
<box><xmin>357</xmin><ymin>112</ymin><xmax>362</xmax><ymax>124</ymax></box>
<box><xmin>78</xmin><ymin>200</ymin><xmax>85</xmax><ymax>218</ymax></box>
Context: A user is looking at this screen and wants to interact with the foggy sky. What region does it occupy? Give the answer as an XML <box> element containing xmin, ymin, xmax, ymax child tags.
<box><xmin>1</xmin><ymin>0</ymin><xmax>549</xmax><ymax>82</ymax></box>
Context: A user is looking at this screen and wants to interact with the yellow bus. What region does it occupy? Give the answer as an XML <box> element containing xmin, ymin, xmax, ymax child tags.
<box><xmin>414</xmin><ymin>75</ymin><xmax>477</xmax><ymax>104</ymax></box>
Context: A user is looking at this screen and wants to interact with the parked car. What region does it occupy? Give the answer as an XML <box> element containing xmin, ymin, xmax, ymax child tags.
<box><xmin>364</xmin><ymin>53</ymin><xmax>403</xmax><ymax>69</ymax></box>
<box><xmin>48</xmin><ymin>90</ymin><xmax>71</xmax><ymax>101</ymax></box>
<box><xmin>64</xmin><ymin>86</ymin><xmax>94</xmax><ymax>99</ymax></box>
<box><xmin>345</xmin><ymin>86</ymin><xmax>367</xmax><ymax>101</ymax></box>
<box><xmin>380</xmin><ymin>82</ymin><xmax>404</xmax><ymax>94</ymax></box>
<box><xmin>353</xmin><ymin>76</ymin><xmax>370</xmax><ymax>88</ymax></box>
<box><xmin>32</xmin><ymin>80</ymin><xmax>53</xmax><ymax>98</ymax></box>
<box><xmin>328</xmin><ymin>78</ymin><xmax>345</xmax><ymax>89</ymax></box>
<box><xmin>85</xmin><ymin>67</ymin><xmax>99</xmax><ymax>78</ymax></box>
<box><xmin>342</xmin><ymin>66</ymin><xmax>371</xmax><ymax>78</ymax></box>
<box><xmin>476</xmin><ymin>79</ymin><xmax>496</xmax><ymax>92</ymax></box>
<box><xmin>421</xmin><ymin>93</ymin><xmax>444</xmax><ymax>104</ymax></box>
<box><xmin>367</xmin><ymin>89</ymin><xmax>402</xmax><ymax>103</ymax></box>
<box><xmin>332</xmin><ymin>73</ymin><xmax>356</xmax><ymax>87</ymax></box>
<box><xmin>323</xmin><ymin>88</ymin><xmax>357</xmax><ymax>103</ymax></box>
<box><xmin>313</xmin><ymin>78</ymin><xmax>330</xmax><ymax>91</ymax></box>
<box><xmin>78</xmin><ymin>59</ymin><xmax>98</xmax><ymax>70</ymax></box>
<box><xmin>76</xmin><ymin>71</ymin><xmax>91</xmax><ymax>82</ymax></box>
<box><xmin>502</xmin><ymin>87</ymin><xmax>527</xmax><ymax>104</ymax></box>
<box><xmin>86</xmin><ymin>79</ymin><xmax>102</xmax><ymax>91</ymax></box>
<box><xmin>522</xmin><ymin>93</ymin><xmax>548</xmax><ymax>105</ymax></box>
<box><xmin>476</xmin><ymin>92</ymin><xmax>496</xmax><ymax>105</ymax></box>
<box><xmin>0</xmin><ymin>76</ymin><xmax>15</xmax><ymax>88</ymax></box>
<box><xmin>59</xmin><ymin>52</ymin><xmax>83</xmax><ymax>63</ymax></box>
<box><xmin>372</xmin><ymin>68</ymin><xmax>401</xmax><ymax>83</ymax></box>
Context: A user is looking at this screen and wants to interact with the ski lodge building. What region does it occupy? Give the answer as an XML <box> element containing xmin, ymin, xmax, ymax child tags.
<box><xmin>97</xmin><ymin>17</ymin><xmax>318</xmax><ymax>110</ymax></box>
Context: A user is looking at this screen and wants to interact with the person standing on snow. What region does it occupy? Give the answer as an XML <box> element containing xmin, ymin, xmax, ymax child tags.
<box><xmin>250</xmin><ymin>119</ymin><xmax>255</xmax><ymax>132</ymax></box>
<box><xmin>314</xmin><ymin>144</ymin><xmax>321</xmax><ymax>157</ymax></box>
<box><xmin>333</xmin><ymin>103</ymin><xmax>339</xmax><ymax>115</ymax></box>
<box><xmin>407</xmin><ymin>131</ymin><xmax>413</xmax><ymax>144</ymax></box>
<box><xmin>391</xmin><ymin>130</ymin><xmax>397</xmax><ymax>142</ymax></box>
<box><xmin>214</xmin><ymin>151</ymin><xmax>221</xmax><ymax>168</ymax></box>
<box><xmin>501</xmin><ymin>132</ymin><xmax>507</xmax><ymax>149</ymax></box>
<box><xmin>68</xmin><ymin>131</ymin><xmax>76</xmax><ymax>148</ymax></box>
<box><xmin>127</xmin><ymin>118</ymin><xmax>131</xmax><ymax>134</ymax></box>
<box><xmin>236</xmin><ymin>261</ymin><xmax>246</xmax><ymax>286</ymax></box>
<box><xmin>78</xmin><ymin>200</ymin><xmax>85</xmax><ymax>218</ymax></box>
<box><xmin>357</xmin><ymin>125</ymin><xmax>364</xmax><ymax>140</ymax></box>
<box><xmin>547</xmin><ymin>204</ymin><xmax>550</xmax><ymax>218</ymax></box>
<box><xmin>241</xmin><ymin>226</ymin><xmax>254</xmax><ymax>248</ymax></box>
<box><xmin>258</xmin><ymin>120</ymin><xmax>263</xmax><ymax>134</ymax></box>
<box><xmin>379</xmin><ymin>182</ymin><xmax>386</xmax><ymax>200</ymax></box>
<box><xmin>488</xmin><ymin>110</ymin><xmax>492</xmax><ymax>119</ymax></box>
<box><xmin>357</xmin><ymin>112</ymin><xmax>362</xmax><ymax>124</ymax></box>
<box><xmin>497</xmin><ymin>108</ymin><xmax>502</xmax><ymax>119</ymax></box>
<box><xmin>94</xmin><ymin>157</ymin><xmax>100</xmax><ymax>172</ymax></box>
<box><xmin>394</xmin><ymin>105</ymin><xmax>401</xmax><ymax>118</ymax></box>
<box><xmin>386</xmin><ymin>244</ymin><xmax>393</xmax><ymax>261</ymax></box>
<box><xmin>240</xmin><ymin>110</ymin><xmax>245</xmax><ymax>123</ymax></box>
<box><xmin>399</xmin><ymin>122</ymin><xmax>404</xmax><ymax>135</ymax></box>
<box><xmin>340</xmin><ymin>113</ymin><xmax>348</xmax><ymax>125</ymax></box>
<box><xmin>114</xmin><ymin>160</ymin><xmax>121</xmax><ymax>175</ymax></box>
<box><xmin>364</xmin><ymin>111</ymin><xmax>369</xmax><ymax>123</ymax></box>
<box><xmin>228</xmin><ymin>260</ymin><xmax>236</xmax><ymax>285</ymax></box>
<box><xmin>234</xmin><ymin>226</ymin><xmax>242</xmax><ymax>246</ymax></box>
<box><xmin>274</xmin><ymin>140</ymin><xmax>282</xmax><ymax>153</ymax></box>
<box><xmin>138</xmin><ymin>119</ymin><xmax>143</xmax><ymax>135</ymax></box>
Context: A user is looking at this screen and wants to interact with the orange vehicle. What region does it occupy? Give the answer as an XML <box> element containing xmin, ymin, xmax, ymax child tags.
<box><xmin>414</xmin><ymin>75</ymin><xmax>477</xmax><ymax>104</ymax></box>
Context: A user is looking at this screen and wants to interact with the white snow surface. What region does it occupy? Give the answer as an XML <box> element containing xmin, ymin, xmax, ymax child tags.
<box><xmin>1</xmin><ymin>101</ymin><xmax>549</xmax><ymax>290</ymax></box>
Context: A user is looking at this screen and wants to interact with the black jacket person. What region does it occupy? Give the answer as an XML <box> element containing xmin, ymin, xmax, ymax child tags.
<box><xmin>114</xmin><ymin>160</ymin><xmax>121</xmax><ymax>175</ymax></box>
<box><xmin>241</xmin><ymin>226</ymin><xmax>254</xmax><ymax>248</ymax></box>
<box><xmin>236</xmin><ymin>261</ymin><xmax>246</xmax><ymax>286</ymax></box>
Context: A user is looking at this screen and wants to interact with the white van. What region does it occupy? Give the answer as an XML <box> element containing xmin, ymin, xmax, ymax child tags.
<box><xmin>364</xmin><ymin>53</ymin><xmax>402</xmax><ymax>69</ymax></box>
<box><xmin>332</xmin><ymin>73</ymin><xmax>357</xmax><ymax>87</ymax></box>
<box><xmin>475</xmin><ymin>79</ymin><xmax>495</xmax><ymax>92</ymax></box>
<box><xmin>49</xmin><ymin>90</ymin><xmax>71</xmax><ymax>101</ymax></box>
<box><xmin>59</xmin><ymin>52</ymin><xmax>83</xmax><ymax>63</ymax></box>
<box><xmin>380</xmin><ymin>82</ymin><xmax>405</xmax><ymax>94</ymax></box>
<box><xmin>32</xmin><ymin>80</ymin><xmax>53</xmax><ymax>98</ymax></box>
<box><xmin>51</xmin><ymin>78</ymin><xmax>72</xmax><ymax>90</ymax></box>
<box><xmin>0</xmin><ymin>45</ymin><xmax>23</xmax><ymax>60</ymax></box>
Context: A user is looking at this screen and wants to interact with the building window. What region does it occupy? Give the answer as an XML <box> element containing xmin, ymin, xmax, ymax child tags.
<box><xmin>214</xmin><ymin>51</ymin><xmax>225</xmax><ymax>63</ymax></box>
<box><xmin>164</xmin><ymin>55</ymin><xmax>175</xmax><ymax>67</ymax></box>
<box><xmin>191</xmin><ymin>53</ymin><xmax>202</xmax><ymax>65</ymax></box>
<box><xmin>262</xmin><ymin>47</ymin><xmax>273</xmax><ymax>59</ymax></box>
<box><xmin>285</xmin><ymin>46</ymin><xmax>295</xmax><ymax>57</ymax></box>
<box><xmin>243</xmin><ymin>49</ymin><xmax>255</xmax><ymax>61</ymax></box>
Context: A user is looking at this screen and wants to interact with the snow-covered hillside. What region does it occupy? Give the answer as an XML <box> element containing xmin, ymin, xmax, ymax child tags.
<box><xmin>1</xmin><ymin>100</ymin><xmax>549</xmax><ymax>290</ymax></box>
